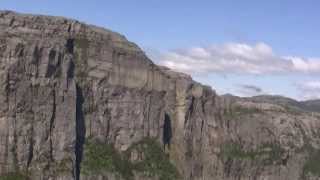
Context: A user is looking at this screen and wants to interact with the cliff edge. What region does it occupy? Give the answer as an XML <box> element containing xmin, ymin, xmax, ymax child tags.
<box><xmin>0</xmin><ymin>11</ymin><xmax>319</xmax><ymax>180</ymax></box>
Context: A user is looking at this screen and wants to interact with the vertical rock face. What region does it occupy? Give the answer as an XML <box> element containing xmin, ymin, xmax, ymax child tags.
<box><xmin>0</xmin><ymin>11</ymin><xmax>320</xmax><ymax>180</ymax></box>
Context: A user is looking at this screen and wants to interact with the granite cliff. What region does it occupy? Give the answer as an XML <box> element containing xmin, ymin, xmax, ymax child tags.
<box><xmin>0</xmin><ymin>11</ymin><xmax>320</xmax><ymax>180</ymax></box>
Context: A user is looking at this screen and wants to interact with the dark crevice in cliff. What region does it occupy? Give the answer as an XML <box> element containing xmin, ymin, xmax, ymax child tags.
<box><xmin>200</xmin><ymin>118</ymin><xmax>204</xmax><ymax>133</ymax></box>
<box><xmin>49</xmin><ymin>88</ymin><xmax>56</xmax><ymax>161</ymax></box>
<box><xmin>67</xmin><ymin>59</ymin><xmax>75</xmax><ymax>78</ymax></box>
<box><xmin>32</xmin><ymin>46</ymin><xmax>41</xmax><ymax>78</ymax></box>
<box><xmin>147</xmin><ymin>95</ymin><xmax>152</xmax><ymax>137</ymax></box>
<box><xmin>27</xmin><ymin>124</ymin><xmax>34</xmax><ymax>168</ymax></box>
<box><xmin>11</xmin><ymin>92</ymin><xmax>19</xmax><ymax>171</ymax></box>
<box><xmin>45</xmin><ymin>49</ymin><xmax>57</xmax><ymax>78</ymax></box>
<box><xmin>27</xmin><ymin>87</ymin><xmax>36</xmax><ymax>169</ymax></box>
<box><xmin>75</xmin><ymin>84</ymin><xmax>85</xmax><ymax>180</ymax></box>
<box><xmin>11</xmin><ymin>130</ymin><xmax>18</xmax><ymax>171</ymax></box>
<box><xmin>104</xmin><ymin>108</ymin><xmax>111</xmax><ymax>140</ymax></box>
<box><xmin>163</xmin><ymin>113</ymin><xmax>172</xmax><ymax>150</ymax></box>
<box><xmin>66</xmin><ymin>39</ymin><xmax>75</xmax><ymax>79</ymax></box>
<box><xmin>66</xmin><ymin>38</ymin><xmax>74</xmax><ymax>54</ymax></box>
<box><xmin>185</xmin><ymin>96</ymin><xmax>195</xmax><ymax>126</ymax></box>
<box><xmin>5</xmin><ymin>73</ymin><xmax>10</xmax><ymax>104</ymax></box>
<box><xmin>9</xmin><ymin>17</ymin><xmax>15</xmax><ymax>27</ymax></box>
<box><xmin>67</xmin><ymin>24</ymin><xmax>72</xmax><ymax>33</ymax></box>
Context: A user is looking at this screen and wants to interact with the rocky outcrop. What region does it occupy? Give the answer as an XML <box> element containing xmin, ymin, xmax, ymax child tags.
<box><xmin>0</xmin><ymin>11</ymin><xmax>319</xmax><ymax>180</ymax></box>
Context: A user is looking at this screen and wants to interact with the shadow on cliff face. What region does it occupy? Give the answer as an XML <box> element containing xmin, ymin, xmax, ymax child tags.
<box><xmin>66</xmin><ymin>38</ymin><xmax>75</xmax><ymax>54</ymax></box>
<box><xmin>66</xmin><ymin>38</ymin><xmax>75</xmax><ymax>79</ymax></box>
<box><xmin>163</xmin><ymin>113</ymin><xmax>172</xmax><ymax>151</ymax></box>
<box><xmin>75</xmin><ymin>82</ymin><xmax>86</xmax><ymax>179</ymax></box>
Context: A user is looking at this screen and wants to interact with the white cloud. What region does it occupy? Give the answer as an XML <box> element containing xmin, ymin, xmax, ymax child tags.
<box><xmin>290</xmin><ymin>57</ymin><xmax>320</xmax><ymax>73</ymax></box>
<box><xmin>301</xmin><ymin>81</ymin><xmax>320</xmax><ymax>89</ymax></box>
<box><xmin>157</xmin><ymin>42</ymin><xmax>320</xmax><ymax>75</ymax></box>
<box><xmin>297</xmin><ymin>81</ymin><xmax>320</xmax><ymax>100</ymax></box>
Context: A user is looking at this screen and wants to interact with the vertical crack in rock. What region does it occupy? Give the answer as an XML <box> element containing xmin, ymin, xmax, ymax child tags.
<box><xmin>32</xmin><ymin>46</ymin><xmax>41</xmax><ymax>78</ymax></box>
<box><xmin>27</xmin><ymin>116</ymin><xmax>34</xmax><ymax>168</ymax></box>
<box><xmin>147</xmin><ymin>95</ymin><xmax>152</xmax><ymax>137</ymax></box>
<box><xmin>67</xmin><ymin>24</ymin><xmax>72</xmax><ymax>33</ymax></box>
<box><xmin>66</xmin><ymin>38</ymin><xmax>75</xmax><ymax>54</ymax></box>
<box><xmin>49</xmin><ymin>87</ymin><xmax>56</xmax><ymax>161</ymax></box>
<box><xmin>104</xmin><ymin>108</ymin><xmax>111</xmax><ymax>140</ymax></box>
<box><xmin>45</xmin><ymin>49</ymin><xmax>57</xmax><ymax>78</ymax></box>
<box><xmin>75</xmin><ymin>84</ymin><xmax>85</xmax><ymax>180</ymax></box>
<box><xmin>65</xmin><ymin>37</ymin><xmax>85</xmax><ymax>180</ymax></box>
<box><xmin>66</xmin><ymin>39</ymin><xmax>75</xmax><ymax>79</ymax></box>
<box><xmin>200</xmin><ymin>118</ymin><xmax>204</xmax><ymax>134</ymax></box>
<box><xmin>5</xmin><ymin>73</ymin><xmax>10</xmax><ymax>104</ymax></box>
<box><xmin>9</xmin><ymin>17</ymin><xmax>15</xmax><ymax>27</ymax></box>
<box><xmin>26</xmin><ymin>85</ymin><xmax>36</xmax><ymax>170</ymax></box>
<box><xmin>163</xmin><ymin>113</ymin><xmax>172</xmax><ymax>151</ymax></box>
<box><xmin>11</xmin><ymin>92</ymin><xmax>19</xmax><ymax>171</ymax></box>
<box><xmin>185</xmin><ymin>96</ymin><xmax>195</xmax><ymax>127</ymax></box>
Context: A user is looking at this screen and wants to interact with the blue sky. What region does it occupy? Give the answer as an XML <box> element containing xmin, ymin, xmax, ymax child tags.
<box><xmin>1</xmin><ymin>0</ymin><xmax>320</xmax><ymax>100</ymax></box>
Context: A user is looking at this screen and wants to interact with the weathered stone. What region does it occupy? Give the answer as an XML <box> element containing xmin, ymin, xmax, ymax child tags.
<box><xmin>0</xmin><ymin>10</ymin><xmax>319</xmax><ymax>180</ymax></box>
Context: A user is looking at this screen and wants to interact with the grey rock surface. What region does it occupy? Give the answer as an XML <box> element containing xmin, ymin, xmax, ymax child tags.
<box><xmin>0</xmin><ymin>10</ymin><xmax>319</xmax><ymax>180</ymax></box>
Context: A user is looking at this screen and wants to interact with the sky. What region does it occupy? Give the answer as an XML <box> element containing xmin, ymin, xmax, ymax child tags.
<box><xmin>1</xmin><ymin>0</ymin><xmax>320</xmax><ymax>100</ymax></box>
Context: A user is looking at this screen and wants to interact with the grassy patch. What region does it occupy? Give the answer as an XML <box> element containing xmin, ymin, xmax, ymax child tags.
<box><xmin>220</xmin><ymin>143</ymin><xmax>258</xmax><ymax>160</ymax></box>
<box><xmin>223</xmin><ymin>105</ymin><xmax>262</xmax><ymax>119</ymax></box>
<box><xmin>292</xmin><ymin>124</ymin><xmax>320</xmax><ymax>178</ymax></box>
<box><xmin>302</xmin><ymin>149</ymin><xmax>320</xmax><ymax>177</ymax></box>
<box><xmin>220</xmin><ymin>142</ymin><xmax>285</xmax><ymax>165</ymax></box>
<box><xmin>126</xmin><ymin>138</ymin><xmax>180</xmax><ymax>180</ymax></box>
<box><xmin>54</xmin><ymin>157</ymin><xmax>73</xmax><ymax>174</ymax></box>
<box><xmin>282</xmin><ymin>105</ymin><xmax>303</xmax><ymax>115</ymax></box>
<box><xmin>81</xmin><ymin>140</ymin><xmax>133</xmax><ymax>179</ymax></box>
<box><xmin>0</xmin><ymin>172</ymin><xmax>28</xmax><ymax>180</ymax></box>
<box><xmin>233</xmin><ymin>106</ymin><xmax>262</xmax><ymax>115</ymax></box>
<box><xmin>82</xmin><ymin>138</ymin><xmax>180</xmax><ymax>180</ymax></box>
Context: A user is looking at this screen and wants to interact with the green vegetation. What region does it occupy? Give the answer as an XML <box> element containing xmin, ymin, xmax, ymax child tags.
<box><xmin>233</xmin><ymin>105</ymin><xmax>262</xmax><ymax>115</ymax></box>
<box><xmin>54</xmin><ymin>157</ymin><xmax>73</xmax><ymax>174</ymax></box>
<box><xmin>291</xmin><ymin>124</ymin><xmax>320</xmax><ymax>178</ymax></box>
<box><xmin>220</xmin><ymin>143</ymin><xmax>258</xmax><ymax>160</ymax></box>
<box><xmin>303</xmin><ymin>150</ymin><xmax>320</xmax><ymax>177</ymax></box>
<box><xmin>220</xmin><ymin>142</ymin><xmax>285</xmax><ymax>165</ymax></box>
<box><xmin>301</xmin><ymin>148</ymin><xmax>320</xmax><ymax>177</ymax></box>
<box><xmin>0</xmin><ymin>172</ymin><xmax>27</xmax><ymax>180</ymax></box>
<box><xmin>223</xmin><ymin>105</ymin><xmax>262</xmax><ymax>119</ymax></box>
<box><xmin>81</xmin><ymin>140</ymin><xmax>133</xmax><ymax>179</ymax></box>
<box><xmin>126</xmin><ymin>138</ymin><xmax>180</xmax><ymax>180</ymax></box>
<box><xmin>282</xmin><ymin>105</ymin><xmax>303</xmax><ymax>115</ymax></box>
<box><xmin>82</xmin><ymin>138</ymin><xmax>180</xmax><ymax>180</ymax></box>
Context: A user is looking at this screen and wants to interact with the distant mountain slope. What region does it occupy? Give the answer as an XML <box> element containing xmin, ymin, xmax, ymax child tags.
<box><xmin>301</xmin><ymin>99</ymin><xmax>320</xmax><ymax>113</ymax></box>
<box><xmin>242</xmin><ymin>95</ymin><xmax>320</xmax><ymax>113</ymax></box>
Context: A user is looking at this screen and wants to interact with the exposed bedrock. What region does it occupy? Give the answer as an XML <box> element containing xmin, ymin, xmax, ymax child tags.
<box><xmin>0</xmin><ymin>11</ymin><xmax>319</xmax><ymax>180</ymax></box>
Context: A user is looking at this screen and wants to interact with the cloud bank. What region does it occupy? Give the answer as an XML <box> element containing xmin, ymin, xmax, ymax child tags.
<box><xmin>158</xmin><ymin>42</ymin><xmax>320</xmax><ymax>75</ymax></box>
<box><xmin>297</xmin><ymin>81</ymin><xmax>320</xmax><ymax>100</ymax></box>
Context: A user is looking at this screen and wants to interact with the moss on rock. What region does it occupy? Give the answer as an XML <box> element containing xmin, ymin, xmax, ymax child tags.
<box><xmin>302</xmin><ymin>149</ymin><xmax>320</xmax><ymax>177</ymax></box>
<box><xmin>220</xmin><ymin>142</ymin><xmax>285</xmax><ymax>165</ymax></box>
<box><xmin>0</xmin><ymin>172</ymin><xmax>28</xmax><ymax>180</ymax></box>
<box><xmin>81</xmin><ymin>138</ymin><xmax>180</xmax><ymax>180</ymax></box>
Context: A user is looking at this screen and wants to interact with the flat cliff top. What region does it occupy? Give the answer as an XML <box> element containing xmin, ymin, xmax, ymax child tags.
<box><xmin>0</xmin><ymin>10</ymin><xmax>142</xmax><ymax>53</ymax></box>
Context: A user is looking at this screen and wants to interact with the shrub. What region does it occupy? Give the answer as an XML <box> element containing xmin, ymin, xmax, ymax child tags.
<box><xmin>0</xmin><ymin>172</ymin><xmax>27</xmax><ymax>180</ymax></box>
<box><xmin>302</xmin><ymin>149</ymin><xmax>320</xmax><ymax>177</ymax></box>
<box><xmin>81</xmin><ymin>138</ymin><xmax>180</xmax><ymax>180</ymax></box>
<box><xmin>127</xmin><ymin>138</ymin><xmax>180</xmax><ymax>180</ymax></box>
<box><xmin>220</xmin><ymin>142</ymin><xmax>285</xmax><ymax>165</ymax></box>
